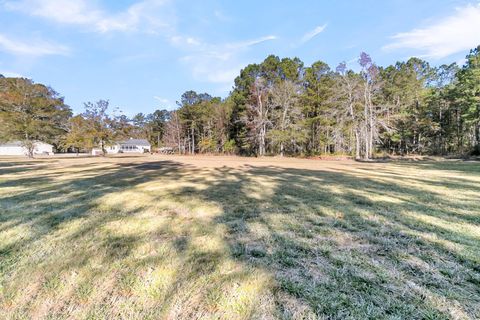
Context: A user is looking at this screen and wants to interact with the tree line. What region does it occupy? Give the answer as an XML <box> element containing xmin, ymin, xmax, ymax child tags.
<box><xmin>1</xmin><ymin>45</ymin><xmax>479</xmax><ymax>159</ymax></box>
<box><xmin>0</xmin><ymin>76</ymin><xmax>170</xmax><ymax>156</ymax></box>
<box><xmin>165</xmin><ymin>46</ymin><xmax>480</xmax><ymax>159</ymax></box>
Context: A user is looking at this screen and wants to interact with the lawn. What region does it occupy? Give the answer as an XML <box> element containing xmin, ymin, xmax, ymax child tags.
<box><xmin>0</xmin><ymin>155</ymin><xmax>479</xmax><ymax>319</ymax></box>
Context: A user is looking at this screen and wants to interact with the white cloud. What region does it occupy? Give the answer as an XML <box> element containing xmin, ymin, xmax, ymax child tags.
<box><xmin>175</xmin><ymin>35</ymin><xmax>277</xmax><ymax>85</ymax></box>
<box><xmin>301</xmin><ymin>24</ymin><xmax>327</xmax><ymax>43</ymax></box>
<box><xmin>4</xmin><ymin>0</ymin><xmax>171</xmax><ymax>33</ymax></box>
<box><xmin>383</xmin><ymin>4</ymin><xmax>480</xmax><ymax>59</ymax></box>
<box><xmin>232</xmin><ymin>35</ymin><xmax>277</xmax><ymax>48</ymax></box>
<box><xmin>169</xmin><ymin>35</ymin><xmax>202</xmax><ymax>46</ymax></box>
<box><xmin>153</xmin><ymin>96</ymin><xmax>177</xmax><ymax>110</ymax></box>
<box><xmin>0</xmin><ymin>33</ymin><xmax>69</xmax><ymax>56</ymax></box>
<box><xmin>154</xmin><ymin>96</ymin><xmax>170</xmax><ymax>104</ymax></box>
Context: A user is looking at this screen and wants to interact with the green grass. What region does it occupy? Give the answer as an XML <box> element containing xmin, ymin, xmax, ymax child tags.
<box><xmin>0</xmin><ymin>156</ymin><xmax>479</xmax><ymax>319</ymax></box>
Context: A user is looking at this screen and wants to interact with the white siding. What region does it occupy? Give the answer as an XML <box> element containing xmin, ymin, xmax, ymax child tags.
<box><xmin>0</xmin><ymin>142</ymin><xmax>53</xmax><ymax>156</ymax></box>
<box><xmin>0</xmin><ymin>146</ymin><xmax>25</xmax><ymax>156</ymax></box>
<box><xmin>106</xmin><ymin>145</ymin><xmax>120</xmax><ymax>154</ymax></box>
<box><xmin>33</xmin><ymin>142</ymin><xmax>54</xmax><ymax>155</ymax></box>
<box><xmin>92</xmin><ymin>142</ymin><xmax>151</xmax><ymax>155</ymax></box>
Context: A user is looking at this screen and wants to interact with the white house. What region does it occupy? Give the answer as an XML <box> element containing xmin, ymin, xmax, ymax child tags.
<box><xmin>106</xmin><ymin>139</ymin><xmax>151</xmax><ymax>154</ymax></box>
<box><xmin>0</xmin><ymin>141</ymin><xmax>54</xmax><ymax>156</ymax></box>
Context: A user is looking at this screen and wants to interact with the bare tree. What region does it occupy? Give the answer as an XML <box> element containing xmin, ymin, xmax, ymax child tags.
<box><xmin>242</xmin><ymin>78</ymin><xmax>273</xmax><ymax>156</ymax></box>
<box><xmin>334</xmin><ymin>63</ymin><xmax>363</xmax><ymax>159</ymax></box>
<box><xmin>359</xmin><ymin>52</ymin><xmax>383</xmax><ymax>159</ymax></box>
<box><xmin>164</xmin><ymin>111</ymin><xmax>184</xmax><ymax>153</ymax></box>
<box><xmin>270</xmin><ymin>80</ymin><xmax>302</xmax><ymax>156</ymax></box>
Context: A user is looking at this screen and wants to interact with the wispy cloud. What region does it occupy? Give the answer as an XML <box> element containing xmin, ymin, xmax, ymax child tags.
<box><xmin>4</xmin><ymin>0</ymin><xmax>172</xmax><ymax>34</ymax></box>
<box><xmin>233</xmin><ymin>35</ymin><xmax>277</xmax><ymax>48</ymax></box>
<box><xmin>154</xmin><ymin>96</ymin><xmax>170</xmax><ymax>104</ymax></box>
<box><xmin>153</xmin><ymin>96</ymin><xmax>178</xmax><ymax>110</ymax></box>
<box><xmin>0</xmin><ymin>33</ymin><xmax>69</xmax><ymax>56</ymax></box>
<box><xmin>175</xmin><ymin>35</ymin><xmax>277</xmax><ymax>85</ymax></box>
<box><xmin>383</xmin><ymin>4</ymin><xmax>480</xmax><ymax>59</ymax></box>
<box><xmin>301</xmin><ymin>24</ymin><xmax>327</xmax><ymax>43</ymax></box>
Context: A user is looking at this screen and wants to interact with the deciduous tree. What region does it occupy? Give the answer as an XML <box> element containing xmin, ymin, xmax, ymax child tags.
<box><xmin>0</xmin><ymin>77</ymin><xmax>71</xmax><ymax>157</ymax></box>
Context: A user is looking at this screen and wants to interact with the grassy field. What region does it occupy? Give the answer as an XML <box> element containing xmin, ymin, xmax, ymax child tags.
<box><xmin>0</xmin><ymin>155</ymin><xmax>479</xmax><ymax>319</ymax></box>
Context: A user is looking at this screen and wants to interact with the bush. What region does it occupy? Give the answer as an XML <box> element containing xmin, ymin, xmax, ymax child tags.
<box><xmin>199</xmin><ymin>138</ymin><xmax>217</xmax><ymax>153</ymax></box>
<box><xmin>223</xmin><ymin>139</ymin><xmax>236</xmax><ymax>154</ymax></box>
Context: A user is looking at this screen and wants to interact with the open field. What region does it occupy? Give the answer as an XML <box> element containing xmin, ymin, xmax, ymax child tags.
<box><xmin>0</xmin><ymin>155</ymin><xmax>479</xmax><ymax>319</ymax></box>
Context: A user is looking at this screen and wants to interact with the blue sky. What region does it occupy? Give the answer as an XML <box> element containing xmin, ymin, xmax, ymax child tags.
<box><xmin>1</xmin><ymin>0</ymin><xmax>479</xmax><ymax>115</ymax></box>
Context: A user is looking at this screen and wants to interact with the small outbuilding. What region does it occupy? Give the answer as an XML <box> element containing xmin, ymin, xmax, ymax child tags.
<box><xmin>0</xmin><ymin>141</ymin><xmax>54</xmax><ymax>156</ymax></box>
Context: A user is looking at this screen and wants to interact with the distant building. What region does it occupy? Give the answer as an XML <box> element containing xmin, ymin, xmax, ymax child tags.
<box><xmin>106</xmin><ymin>139</ymin><xmax>151</xmax><ymax>154</ymax></box>
<box><xmin>91</xmin><ymin>148</ymin><xmax>104</xmax><ymax>156</ymax></box>
<box><xmin>0</xmin><ymin>141</ymin><xmax>54</xmax><ymax>156</ymax></box>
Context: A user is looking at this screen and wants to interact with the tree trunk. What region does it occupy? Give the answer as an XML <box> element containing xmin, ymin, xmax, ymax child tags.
<box><xmin>364</xmin><ymin>123</ymin><xmax>369</xmax><ymax>160</ymax></box>
<box><xmin>26</xmin><ymin>144</ymin><xmax>34</xmax><ymax>158</ymax></box>
<box><xmin>177</xmin><ymin>123</ymin><xmax>181</xmax><ymax>154</ymax></box>
<box><xmin>475</xmin><ymin>121</ymin><xmax>480</xmax><ymax>153</ymax></box>
<box><xmin>259</xmin><ymin>124</ymin><xmax>266</xmax><ymax>156</ymax></box>
<box><xmin>23</xmin><ymin>133</ymin><xmax>34</xmax><ymax>158</ymax></box>
<box><xmin>369</xmin><ymin>104</ymin><xmax>374</xmax><ymax>159</ymax></box>
<box><xmin>354</xmin><ymin>129</ymin><xmax>360</xmax><ymax>160</ymax></box>
<box><xmin>363</xmin><ymin>83</ymin><xmax>370</xmax><ymax>160</ymax></box>
<box><xmin>191</xmin><ymin>126</ymin><xmax>195</xmax><ymax>155</ymax></box>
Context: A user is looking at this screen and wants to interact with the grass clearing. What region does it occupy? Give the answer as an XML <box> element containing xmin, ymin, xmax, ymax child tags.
<box><xmin>0</xmin><ymin>155</ymin><xmax>479</xmax><ymax>319</ymax></box>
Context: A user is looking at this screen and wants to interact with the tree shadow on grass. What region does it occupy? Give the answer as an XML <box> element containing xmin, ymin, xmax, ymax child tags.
<box><xmin>0</xmin><ymin>160</ymin><xmax>188</xmax><ymax>273</ymax></box>
<box><xmin>1</xmin><ymin>158</ymin><xmax>479</xmax><ymax>319</ymax></box>
<box><xmin>0</xmin><ymin>161</ymin><xmax>54</xmax><ymax>175</ymax></box>
<box><xmin>172</xmin><ymin>162</ymin><xmax>480</xmax><ymax>319</ymax></box>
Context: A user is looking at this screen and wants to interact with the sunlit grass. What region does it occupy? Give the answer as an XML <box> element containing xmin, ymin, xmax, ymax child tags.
<box><xmin>0</xmin><ymin>155</ymin><xmax>479</xmax><ymax>319</ymax></box>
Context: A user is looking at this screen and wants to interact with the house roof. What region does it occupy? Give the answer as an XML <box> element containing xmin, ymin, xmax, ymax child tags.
<box><xmin>0</xmin><ymin>141</ymin><xmax>22</xmax><ymax>147</ymax></box>
<box><xmin>0</xmin><ymin>141</ymin><xmax>52</xmax><ymax>147</ymax></box>
<box><xmin>117</xmin><ymin>139</ymin><xmax>151</xmax><ymax>146</ymax></box>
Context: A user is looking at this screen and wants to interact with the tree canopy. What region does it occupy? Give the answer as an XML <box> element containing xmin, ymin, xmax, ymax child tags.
<box><xmin>1</xmin><ymin>46</ymin><xmax>479</xmax><ymax>158</ymax></box>
<box><xmin>0</xmin><ymin>77</ymin><xmax>71</xmax><ymax>157</ymax></box>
